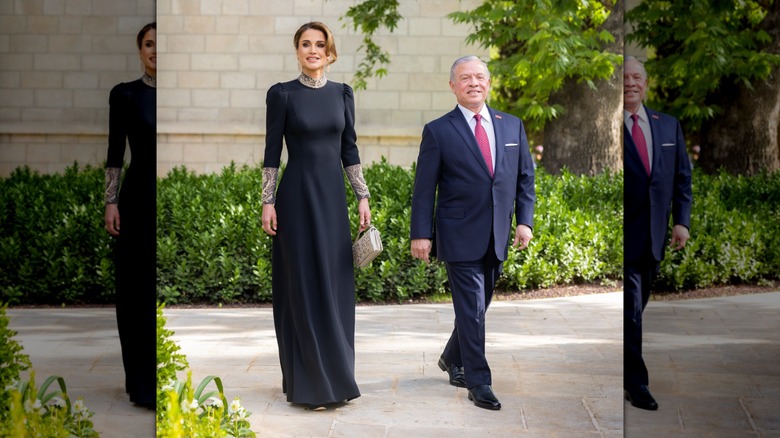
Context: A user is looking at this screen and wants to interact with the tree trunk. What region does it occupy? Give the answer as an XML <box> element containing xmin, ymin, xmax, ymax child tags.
<box><xmin>542</xmin><ymin>0</ymin><xmax>624</xmax><ymax>176</ymax></box>
<box><xmin>698</xmin><ymin>3</ymin><xmax>780</xmax><ymax>175</ymax></box>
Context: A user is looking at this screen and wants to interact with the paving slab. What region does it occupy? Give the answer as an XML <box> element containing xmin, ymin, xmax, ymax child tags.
<box><xmin>163</xmin><ymin>292</ymin><xmax>623</xmax><ymax>437</ymax></box>
<box><xmin>9</xmin><ymin>291</ymin><xmax>775</xmax><ymax>437</ymax></box>
<box><xmin>5</xmin><ymin>308</ymin><xmax>155</xmax><ymax>438</ymax></box>
<box><xmin>626</xmin><ymin>292</ymin><xmax>780</xmax><ymax>438</ymax></box>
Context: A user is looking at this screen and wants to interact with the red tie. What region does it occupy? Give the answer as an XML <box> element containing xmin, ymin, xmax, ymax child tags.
<box><xmin>631</xmin><ymin>113</ymin><xmax>651</xmax><ymax>175</ymax></box>
<box><xmin>474</xmin><ymin>114</ymin><xmax>493</xmax><ymax>176</ymax></box>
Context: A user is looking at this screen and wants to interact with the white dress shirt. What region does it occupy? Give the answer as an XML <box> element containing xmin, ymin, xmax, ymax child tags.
<box><xmin>458</xmin><ymin>104</ymin><xmax>496</xmax><ymax>171</ymax></box>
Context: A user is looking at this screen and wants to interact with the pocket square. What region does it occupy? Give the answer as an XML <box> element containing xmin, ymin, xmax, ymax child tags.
<box><xmin>661</xmin><ymin>143</ymin><xmax>675</xmax><ymax>147</ymax></box>
<box><xmin>505</xmin><ymin>143</ymin><xmax>519</xmax><ymax>147</ymax></box>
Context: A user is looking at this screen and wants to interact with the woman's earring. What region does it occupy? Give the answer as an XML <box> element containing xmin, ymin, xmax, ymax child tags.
<box><xmin>297</xmin><ymin>60</ymin><xmax>302</xmax><ymax>72</ymax></box>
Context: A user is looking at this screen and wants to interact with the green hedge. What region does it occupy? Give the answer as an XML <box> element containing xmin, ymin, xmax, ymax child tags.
<box><xmin>657</xmin><ymin>170</ymin><xmax>780</xmax><ymax>290</ymax></box>
<box><xmin>0</xmin><ymin>165</ymin><xmax>113</xmax><ymax>304</ymax></box>
<box><xmin>1</xmin><ymin>161</ymin><xmax>778</xmax><ymax>305</ymax></box>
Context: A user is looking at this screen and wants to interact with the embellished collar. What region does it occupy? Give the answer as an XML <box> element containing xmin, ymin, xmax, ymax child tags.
<box><xmin>142</xmin><ymin>72</ymin><xmax>156</xmax><ymax>88</ymax></box>
<box><xmin>298</xmin><ymin>72</ymin><xmax>327</xmax><ymax>89</ymax></box>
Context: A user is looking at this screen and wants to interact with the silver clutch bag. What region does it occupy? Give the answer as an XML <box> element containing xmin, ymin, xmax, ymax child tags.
<box><xmin>352</xmin><ymin>225</ymin><xmax>383</xmax><ymax>268</ymax></box>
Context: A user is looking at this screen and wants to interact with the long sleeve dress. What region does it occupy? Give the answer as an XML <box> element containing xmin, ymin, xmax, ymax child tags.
<box><xmin>105</xmin><ymin>78</ymin><xmax>156</xmax><ymax>407</ymax></box>
<box><xmin>263</xmin><ymin>78</ymin><xmax>365</xmax><ymax>406</ymax></box>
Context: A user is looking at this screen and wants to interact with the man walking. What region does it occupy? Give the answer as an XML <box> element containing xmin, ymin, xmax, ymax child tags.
<box><xmin>624</xmin><ymin>55</ymin><xmax>693</xmax><ymax>410</ymax></box>
<box><xmin>410</xmin><ymin>55</ymin><xmax>536</xmax><ymax>410</ymax></box>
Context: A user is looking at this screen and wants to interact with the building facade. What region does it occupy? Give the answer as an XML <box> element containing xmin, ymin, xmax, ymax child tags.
<box><xmin>1</xmin><ymin>0</ymin><xmax>488</xmax><ymax>177</ymax></box>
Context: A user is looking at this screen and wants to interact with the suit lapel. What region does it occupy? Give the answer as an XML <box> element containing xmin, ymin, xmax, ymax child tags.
<box><xmin>645</xmin><ymin>105</ymin><xmax>662</xmax><ymax>178</ymax></box>
<box><xmin>488</xmin><ymin>106</ymin><xmax>504</xmax><ymax>174</ymax></box>
<box><xmin>447</xmin><ymin>106</ymin><xmax>493</xmax><ymax>178</ymax></box>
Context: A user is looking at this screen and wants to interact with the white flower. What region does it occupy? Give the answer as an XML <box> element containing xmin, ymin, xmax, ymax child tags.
<box><xmin>72</xmin><ymin>398</ymin><xmax>88</xmax><ymax>414</ymax></box>
<box><xmin>228</xmin><ymin>398</ymin><xmax>244</xmax><ymax>415</ymax></box>
<box><xmin>5</xmin><ymin>379</ymin><xmax>18</xmax><ymax>391</ymax></box>
<box><xmin>180</xmin><ymin>398</ymin><xmax>198</xmax><ymax>412</ymax></box>
<box><xmin>49</xmin><ymin>397</ymin><xmax>66</xmax><ymax>408</ymax></box>
<box><xmin>24</xmin><ymin>399</ymin><xmax>42</xmax><ymax>413</ymax></box>
<box><xmin>205</xmin><ymin>397</ymin><xmax>223</xmax><ymax>408</ymax></box>
<box><xmin>161</xmin><ymin>379</ymin><xmax>176</xmax><ymax>392</ymax></box>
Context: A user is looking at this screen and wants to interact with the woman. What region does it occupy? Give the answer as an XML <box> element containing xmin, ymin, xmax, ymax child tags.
<box><xmin>104</xmin><ymin>22</ymin><xmax>156</xmax><ymax>409</ymax></box>
<box><xmin>261</xmin><ymin>21</ymin><xmax>371</xmax><ymax>410</ymax></box>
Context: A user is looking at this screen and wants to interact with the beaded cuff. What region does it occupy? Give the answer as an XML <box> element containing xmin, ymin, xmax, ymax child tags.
<box><xmin>104</xmin><ymin>167</ymin><xmax>121</xmax><ymax>204</ymax></box>
<box><xmin>262</xmin><ymin>167</ymin><xmax>278</xmax><ymax>204</ymax></box>
<box><xmin>345</xmin><ymin>164</ymin><xmax>370</xmax><ymax>200</ymax></box>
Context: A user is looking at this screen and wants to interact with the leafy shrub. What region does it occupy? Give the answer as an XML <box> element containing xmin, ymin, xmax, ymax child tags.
<box><xmin>156</xmin><ymin>304</ymin><xmax>255</xmax><ymax>437</ymax></box>
<box><xmin>156</xmin><ymin>164</ymin><xmax>270</xmax><ymax>304</ymax></box>
<box><xmin>0</xmin><ymin>304</ymin><xmax>32</xmax><ymax>420</ymax></box>
<box><xmin>1</xmin><ymin>162</ymin><xmax>778</xmax><ymax>305</ymax></box>
<box><xmin>0</xmin><ymin>164</ymin><xmax>113</xmax><ymax>304</ymax></box>
<box><xmin>0</xmin><ymin>305</ymin><xmax>97</xmax><ymax>437</ymax></box>
<box><xmin>656</xmin><ymin>169</ymin><xmax>780</xmax><ymax>290</ymax></box>
<box><xmin>4</xmin><ymin>373</ymin><xmax>98</xmax><ymax>438</ymax></box>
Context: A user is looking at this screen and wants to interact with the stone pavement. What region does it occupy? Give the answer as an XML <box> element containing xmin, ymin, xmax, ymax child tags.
<box><xmin>6</xmin><ymin>291</ymin><xmax>778</xmax><ymax>437</ymax></box>
<box><xmin>163</xmin><ymin>292</ymin><xmax>623</xmax><ymax>438</ymax></box>
<box><xmin>626</xmin><ymin>292</ymin><xmax>780</xmax><ymax>438</ymax></box>
<box><xmin>5</xmin><ymin>307</ymin><xmax>155</xmax><ymax>438</ymax></box>
<box><xmin>7</xmin><ymin>292</ymin><xmax>622</xmax><ymax>437</ymax></box>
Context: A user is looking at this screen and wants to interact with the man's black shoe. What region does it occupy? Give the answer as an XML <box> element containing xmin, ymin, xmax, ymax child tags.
<box><xmin>437</xmin><ymin>357</ymin><xmax>466</xmax><ymax>388</ymax></box>
<box><xmin>467</xmin><ymin>384</ymin><xmax>501</xmax><ymax>410</ymax></box>
<box><xmin>625</xmin><ymin>385</ymin><xmax>658</xmax><ymax>411</ymax></box>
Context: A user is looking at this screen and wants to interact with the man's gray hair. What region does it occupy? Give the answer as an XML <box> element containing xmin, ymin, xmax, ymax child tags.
<box><xmin>625</xmin><ymin>55</ymin><xmax>648</xmax><ymax>80</ymax></box>
<box><xmin>450</xmin><ymin>55</ymin><xmax>490</xmax><ymax>82</ymax></box>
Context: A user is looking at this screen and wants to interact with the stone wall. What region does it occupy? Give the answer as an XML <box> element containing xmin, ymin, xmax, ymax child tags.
<box><xmin>1</xmin><ymin>0</ymin><xmax>492</xmax><ymax>176</ymax></box>
<box><xmin>156</xmin><ymin>0</ymin><xmax>488</xmax><ymax>175</ymax></box>
<box><xmin>0</xmin><ymin>0</ymin><xmax>156</xmax><ymax>176</ymax></box>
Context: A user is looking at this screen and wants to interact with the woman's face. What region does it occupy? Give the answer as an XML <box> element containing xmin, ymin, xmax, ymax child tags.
<box><xmin>140</xmin><ymin>29</ymin><xmax>156</xmax><ymax>76</ymax></box>
<box><xmin>296</xmin><ymin>28</ymin><xmax>328</xmax><ymax>77</ymax></box>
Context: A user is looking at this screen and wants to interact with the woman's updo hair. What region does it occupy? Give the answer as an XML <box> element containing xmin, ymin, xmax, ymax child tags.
<box><xmin>293</xmin><ymin>22</ymin><xmax>337</xmax><ymax>64</ymax></box>
<box><xmin>136</xmin><ymin>22</ymin><xmax>156</xmax><ymax>50</ymax></box>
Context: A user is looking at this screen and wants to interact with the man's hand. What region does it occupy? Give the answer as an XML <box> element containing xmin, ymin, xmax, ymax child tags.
<box><xmin>513</xmin><ymin>224</ymin><xmax>533</xmax><ymax>250</ymax></box>
<box><xmin>669</xmin><ymin>224</ymin><xmax>690</xmax><ymax>251</ymax></box>
<box><xmin>411</xmin><ymin>238</ymin><xmax>432</xmax><ymax>264</ymax></box>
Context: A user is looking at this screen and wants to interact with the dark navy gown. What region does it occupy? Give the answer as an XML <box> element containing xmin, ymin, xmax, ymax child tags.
<box><xmin>264</xmin><ymin>79</ymin><xmax>361</xmax><ymax>406</ymax></box>
<box><xmin>106</xmin><ymin>78</ymin><xmax>156</xmax><ymax>406</ymax></box>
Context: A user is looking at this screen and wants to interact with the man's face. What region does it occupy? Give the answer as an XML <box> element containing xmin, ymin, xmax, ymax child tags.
<box><xmin>624</xmin><ymin>59</ymin><xmax>647</xmax><ymax>113</ymax></box>
<box><xmin>449</xmin><ymin>60</ymin><xmax>491</xmax><ymax>112</ymax></box>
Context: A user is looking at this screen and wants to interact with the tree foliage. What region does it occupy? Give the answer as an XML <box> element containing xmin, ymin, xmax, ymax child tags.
<box><xmin>339</xmin><ymin>0</ymin><xmax>402</xmax><ymax>90</ymax></box>
<box><xmin>449</xmin><ymin>0</ymin><xmax>622</xmax><ymax>136</ymax></box>
<box><xmin>626</xmin><ymin>0</ymin><xmax>780</xmax><ymax>133</ymax></box>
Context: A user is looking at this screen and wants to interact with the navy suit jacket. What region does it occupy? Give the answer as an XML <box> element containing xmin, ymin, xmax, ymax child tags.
<box><xmin>410</xmin><ymin>105</ymin><xmax>535</xmax><ymax>262</ymax></box>
<box><xmin>624</xmin><ymin>105</ymin><xmax>693</xmax><ymax>263</ymax></box>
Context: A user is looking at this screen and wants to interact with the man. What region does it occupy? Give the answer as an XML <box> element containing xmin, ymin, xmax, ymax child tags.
<box><xmin>410</xmin><ymin>56</ymin><xmax>535</xmax><ymax>411</ymax></box>
<box><xmin>623</xmin><ymin>56</ymin><xmax>693</xmax><ymax>411</ymax></box>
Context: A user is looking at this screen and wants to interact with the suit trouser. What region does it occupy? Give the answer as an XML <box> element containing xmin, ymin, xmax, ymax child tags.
<box><xmin>624</xmin><ymin>253</ymin><xmax>659</xmax><ymax>388</ymax></box>
<box><xmin>442</xmin><ymin>244</ymin><xmax>502</xmax><ymax>389</ymax></box>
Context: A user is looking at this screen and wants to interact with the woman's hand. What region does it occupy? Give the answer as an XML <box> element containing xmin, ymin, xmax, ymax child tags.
<box><xmin>105</xmin><ymin>204</ymin><xmax>120</xmax><ymax>236</ymax></box>
<box><xmin>358</xmin><ymin>198</ymin><xmax>371</xmax><ymax>233</ymax></box>
<box><xmin>262</xmin><ymin>204</ymin><xmax>277</xmax><ymax>236</ymax></box>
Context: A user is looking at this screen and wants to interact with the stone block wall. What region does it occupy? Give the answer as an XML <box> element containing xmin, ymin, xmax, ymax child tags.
<box><xmin>1</xmin><ymin>0</ymin><xmax>489</xmax><ymax>176</ymax></box>
<box><xmin>156</xmin><ymin>0</ymin><xmax>489</xmax><ymax>175</ymax></box>
<box><xmin>0</xmin><ymin>0</ymin><xmax>155</xmax><ymax>176</ymax></box>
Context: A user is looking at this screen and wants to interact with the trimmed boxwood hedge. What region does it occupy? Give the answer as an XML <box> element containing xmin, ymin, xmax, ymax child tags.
<box><xmin>0</xmin><ymin>160</ymin><xmax>777</xmax><ymax>305</ymax></box>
